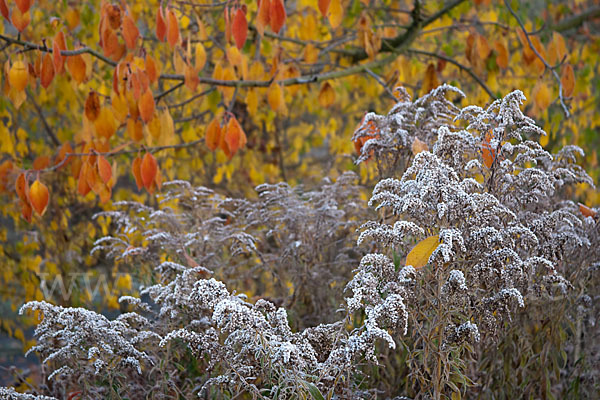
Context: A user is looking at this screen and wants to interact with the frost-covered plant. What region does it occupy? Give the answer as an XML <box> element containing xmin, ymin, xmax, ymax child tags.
<box><xmin>350</xmin><ymin>88</ymin><xmax>599</xmax><ymax>398</ymax></box>
<box><xmin>92</xmin><ymin>172</ymin><xmax>367</xmax><ymax>328</ymax></box>
<box><xmin>7</xmin><ymin>87</ymin><xmax>599</xmax><ymax>400</ymax></box>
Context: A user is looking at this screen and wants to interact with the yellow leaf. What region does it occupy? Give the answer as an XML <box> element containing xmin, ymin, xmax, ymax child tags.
<box><xmin>318</xmin><ymin>82</ymin><xmax>335</xmax><ymax>108</ymax></box>
<box><xmin>533</xmin><ymin>82</ymin><xmax>551</xmax><ymax>110</ymax></box>
<box><xmin>411</xmin><ymin>137</ymin><xmax>428</xmax><ymax>155</ymax></box>
<box><xmin>267</xmin><ymin>82</ymin><xmax>285</xmax><ymax>112</ymax></box>
<box><xmin>405</xmin><ymin>235</ymin><xmax>439</xmax><ymax>269</ymax></box>
<box><xmin>328</xmin><ymin>0</ymin><xmax>343</xmax><ymax>29</ymax></box>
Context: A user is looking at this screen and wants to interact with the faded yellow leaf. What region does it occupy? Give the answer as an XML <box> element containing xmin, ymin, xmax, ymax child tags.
<box><xmin>405</xmin><ymin>235</ymin><xmax>439</xmax><ymax>269</ymax></box>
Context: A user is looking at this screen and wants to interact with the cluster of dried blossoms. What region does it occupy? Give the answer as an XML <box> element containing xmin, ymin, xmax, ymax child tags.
<box><xmin>6</xmin><ymin>87</ymin><xmax>598</xmax><ymax>399</ymax></box>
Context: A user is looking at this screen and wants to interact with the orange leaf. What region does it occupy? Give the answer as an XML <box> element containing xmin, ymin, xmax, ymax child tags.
<box><xmin>40</xmin><ymin>53</ymin><xmax>55</xmax><ymax>88</ymax></box>
<box><xmin>256</xmin><ymin>0</ymin><xmax>270</xmax><ymax>36</ymax></box>
<box><xmin>8</xmin><ymin>60</ymin><xmax>29</xmax><ymax>92</ymax></box>
<box><xmin>66</xmin><ymin>54</ymin><xmax>87</xmax><ymax>84</ymax></box>
<box><xmin>494</xmin><ymin>40</ymin><xmax>508</xmax><ymax>69</ymax></box>
<box><xmin>94</xmin><ymin>107</ymin><xmax>117</xmax><ymax>139</ymax></box>
<box><xmin>232</xmin><ymin>8</ymin><xmax>247</xmax><ymax>50</ymax></box>
<box><xmin>15</xmin><ymin>0</ymin><xmax>32</xmax><ymax>14</ymax></box>
<box><xmin>184</xmin><ymin>64</ymin><xmax>199</xmax><ymax>91</ymax></box>
<box><xmin>205</xmin><ymin>118</ymin><xmax>221</xmax><ymax>151</ymax></box>
<box><xmin>561</xmin><ymin>64</ymin><xmax>575</xmax><ymax>98</ymax></box>
<box><xmin>33</xmin><ymin>156</ymin><xmax>50</xmax><ymax>170</ymax></box>
<box><xmin>318</xmin><ymin>82</ymin><xmax>335</xmax><ymax>108</ymax></box>
<box><xmin>85</xmin><ymin>91</ymin><xmax>101</xmax><ymax>121</ymax></box>
<box><xmin>140</xmin><ymin>152</ymin><xmax>158</xmax><ymax>190</ymax></box>
<box><xmin>139</xmin><ymin>88</ymin><xmax>155</xmax><ymax>123</ymax></box>
<box><xmin>131</xmin><ymin>156</ymin><xmax>143</xmax><ymax>190</ymax></box>
<box><xmin>0</xmin><ymin>0</ymin><xmax>8</xmax><ymax>21</ymax></box>
<box><xmin>224</xmin><ymin>116</ymin><xmax>247</xmax><ymax>156</ymax></box>
<box><xmin>127</xmin><ymin>117</ymin><xmax>144</xmax><ymax>141</ymax></box>
<box><xmin>106</xmin><ymin>4</ymin><xmax>122</xmax><ymax>29</ymax></box>
<box><xmin>318</xmin><ymin>0</ymin><xmax>331</xmax><ymax>16</ymax></box>
<box><xmin>97</xmin><ymin>156</ymin><xmax>112</xmax><ymax>184</ymax></box>
<box><xmin>15</xmin><ymin>172</ymin><xmax>29</xmax><ymax>203</ymax></box>
<box><xmin>579</xmin><ymin>203</ymin><xmax>597</xmax><ymax>218</ymax></box>
<box><xmin>77</xmin><ymin>162</ymin><xmax>91</xmax><ymax>195</ymax></box>
<box><xmin>21</xmin><ymin>201</ymin><xmax>32</xmax><ymax>223</ymax></box>
<box><xmin>166</xmin><ymin>8</ymin><xmax>180</xmax><ymax>48</ymax></box>
<box><xmin>11</xmin><ymin>8</ymin><xmax>30</xmax><ymax>32</ymax></box>
<box><xmin>481</xmin><ymin>130</ymin><xmax>496</xmax><ymax>168</ymax></box>
<box><xmin>53</xmin><ymin>31</ymin><xmax>67</xmax><ymax>74</ymax></box>
<box><xmin>156</xmin><ymin>6</ymin><xmax>166</xmax><ymax>41</ymax></box>
<box><xmin>122</xmin><ymin>14</ymin><xmax>139</xmax><ymax>50</ymax></box>
<box><xmin>421</xmin><ymin>63</ymin><xmax>439</xmax><ymax>95</ymax></box>
<box><xmin>145</xmin><ymin>56</ymin><xmax>158</xmax><ymax>83</ymax></box>
<box><xmin>55</xmin><ymin>141</ymin><xmax>73</xmax><ymax>168</ymax></box>
<box><xmin>269</xmin><ymin>0</ymin><xmax>286</xmax><ymax>34</ymax></box>
<box><xmin>29</xmin><ymin>180</ymin><xmax>49</xmax><ymax>216</ymax></box>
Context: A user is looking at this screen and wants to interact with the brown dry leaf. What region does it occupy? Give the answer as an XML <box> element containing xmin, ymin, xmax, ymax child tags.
<box><xmin>411</xmin><ymin>137</ymin><xmax>428</xmax><ymax>155</ymax></box>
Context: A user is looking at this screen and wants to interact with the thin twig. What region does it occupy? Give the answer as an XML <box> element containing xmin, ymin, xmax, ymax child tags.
<box><xmin>407</xmin><ymin>48</ymin><xmax>498</xmax><ymax>100</ymax></box>
<box><xmin>168</xmin><ymin>87</ymin><xmax>216</xmax><ymax>109</ymax></box>
<box><xmin>364</xmin><ymin>68</ymin><xmax>397</xmax><ymax>100</ymax></box>
<box><xmin>26</xmin><ymin>89</ymin><xmax>60</xmax><ymax>147</ymax></box>
<box><xmin>504</xmin><ymin>0</ymin><xmax>570</xmax><ymax>118</ymax></box>
<box><xmin>0</xmin><ymin>34</ymin><xmax>117</xmax><ymax>67</ymax></box>
<box><xmin>38</xmin><ymin>139</ymin><xmax>205</xmax><ymax>173</ymax></box>
<box><xmin>154</xmin><ymin>81</ymin><xmax>185</xmax><ymax>103</ymax></box>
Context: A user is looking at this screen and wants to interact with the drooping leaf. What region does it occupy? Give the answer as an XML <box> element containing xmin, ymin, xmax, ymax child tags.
<box><xmin>166</xmin><ymin>8</ymin><xmax>180</xmax><ymax>48</ymax></box>
<box><xmin>318</xmin><ymin>0</ymin><xmax>331</xmax><ymax>17</ymax></box>
<box><xmin>256</xmin><ymin>0</ymin><xmax>270</xmax><ymax>36</ymax></box>
<box><xmin>15</xmin><ymin>0</ymin><xmax>32</xmax><ymax>14</ymax></box>
<box><xmin>85</xmin><ymin>91</ymin><xmax>101</xmax><ymax>121</ymax></box>
<box><xmin>232</xmin><ymin>8</ymin><xmax>247</xmax><ymax>50</ymax></box>
<box><xmin>66</xmin><ymin>54</ymin><xmax>86</xmax><ymax>84</ymax></box>
<box><xmin>318</xmin><ymin>82</ymin><xmax>335</xmax><ymax>108</ymax></box>
<box><xmin>131</xmin><ymin>156</ymin><xmax>143</xmax><ymax>190</ymax></box>
<box><xmin>561</xmin><ymin>64</ymin><xmax>575</xmax><ymax>97</ymax></box>
<box><xmin>15</xmin><ymin>173</ymin><xmax>29</xmax><ymax>203</ymax></box>
<box><xmin>405</xmin><ymin>235</ymin><xmax>440</xmax><ymax>269</ymax></box>
<box><xmin>40</xmin><ymin>53</ymin><xmax>55</xmax><ymax>88</ymax></box>
<box><xmin>8</xmin><ymin>60</ymin><xmax>28</xmax><ymax>92</ymax></box>
<box><xmin>140</xmin><ymin>152</ymin><xmax>158</xmax><ymax>189</ymax></box>
<box><xmin>52</xmin><ymin>31</ymin><xmax>67</xmax><ymax>74</ymax></box>
<box><xmin>269</xmin><ymin>0</ymin><xmax>286</xmax><ymax>34</ymax></box>
<box><xmin>97</xmin><ymin>156</ymin><xmax>112</xmax><ymax>184</ymax></box>
<box><xmin>139</xmin><ymin>88</ymin><xmax>156</xmax><ymax>123</ymax></box>
<box><xmin>29</xmin><ymin>180</ymin><xmax>49</xmax><ymax>216</ymax></box>
<box><xmin>205</xmin><ymin>118</ymin><xmax>221</xmax><ymax>151</ymax></box>
<box><xmin>224</xmin><ymin>116</ymin><xmax>247</xmax><ymax>156</ymax></box>
<box><xmin>156</xmin><ymin>6</ymin><xmax>166</xmax><ymax>41</ymax></box>
<box><xmin>328</xmin><ymin>0</ymin><xmax>343</xmax><ymax>29</ymax></box>
<box><xmin>122</xmin><ymin>14</ymin><xmax>139</xmax><ymax>50</ymax></box>
<box><xmin>11</xmin><ymin>8</ymin><xmax>30</xmax><ymax>32</ymax></box>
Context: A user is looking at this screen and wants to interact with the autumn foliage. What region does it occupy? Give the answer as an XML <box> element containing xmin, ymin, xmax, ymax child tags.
<box><xmin>0</xmin><ymin>0</ymin><xmax>599</xmax><ymax>397</ymax></box>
